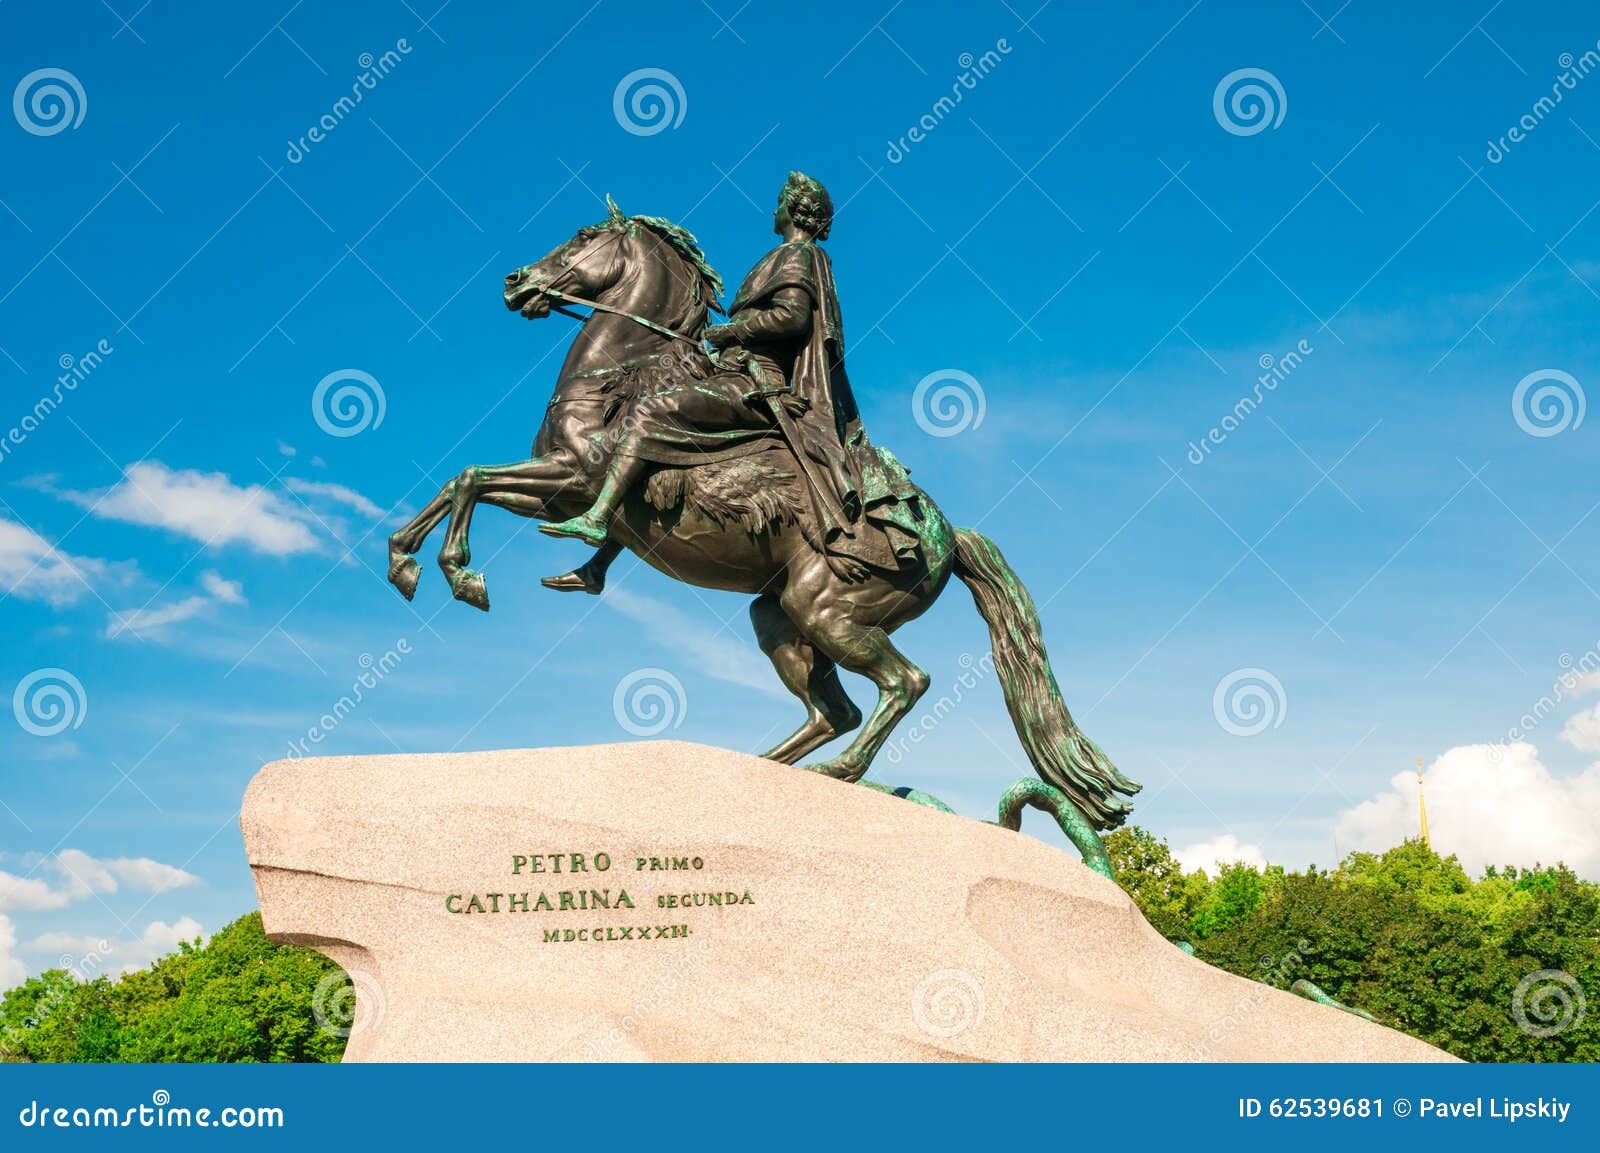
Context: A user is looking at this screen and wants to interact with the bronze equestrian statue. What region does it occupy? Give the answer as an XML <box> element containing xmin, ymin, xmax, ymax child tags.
<box><xmin>386</xmin><ymin>173</ymin><xmax>1139</xmax><ymax>830</ymax></box>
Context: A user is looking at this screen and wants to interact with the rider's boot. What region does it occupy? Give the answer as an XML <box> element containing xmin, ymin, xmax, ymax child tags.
<box><xmin>540</xmin><ymin>454</ymin><xmax>646</xmax><ymax>546</ymax></box>
<box><xmin>541</xmin><ymin>541</ymin><xmax>621</xmax><ymax>594</ymax></box>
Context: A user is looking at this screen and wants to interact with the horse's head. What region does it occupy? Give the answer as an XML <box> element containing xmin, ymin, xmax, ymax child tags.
<box><xmin>502</xmin><ymin>196</ymin><xmax>723</xmax><ymax>332</ymax></box>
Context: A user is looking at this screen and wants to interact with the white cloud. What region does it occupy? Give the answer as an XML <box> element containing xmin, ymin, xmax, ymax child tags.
<box><xmin>102</xmin><ymin>857</ymin><xmax>199</xmax><ymax>893</ymax></box>
<box><xmin>200</xmin><ymin>570</ymin><xmax>244</xmax><ymax>604</ymax></box>
<box><xmin>283</xmin><ymin>477</ymin><xmax>384</xmax><ymax>520</ymax></box>
<box><xmin>1173</xmin><ymin>833</ymin><xmax>1268</xmax><ymax>877</ymax></box>
<box><xmin>104</xmin><ymin>570</ymin><xmax>246</xmax><ymax>641</ymax></box>
<box><xmin>53</xmin><ymin>461</ymin><xmax>320</xmax><ymax>555</ymax></box>
<box><xmin>0</xmin><ymin>871</ymin><xmax>70</xmax><ymax>912</ymax></box>
<box><xmin>0</xmin><ymin>517</ymin><xmax>127</xmax><ymax>607</ymax></box>
<box><xmin>0</xmin><ymin>914</ymin><xmax>23</xmax><ymax>988</ymax></box>
<box><xmin>1335</xmin><ymin>743</ymin><xmax>1600</xmax><ymax>877</ymax></box>
<box><xmin>1561</xmin><ymin>704</ymin><xmax>1600</xmax><ymax>752</ymax></box>
<box><xmin>22</xmin><ymin>917</ymin><xmax>202</xmax><ymax>976</ymax></box>
<box><xmin>0</xmin><ymin>851</ymin><xmax>199</xmax><ymax>911</ymax></box>
<box><xmin>50</xmin><ymin>851</ymin><xmax>199</xmax><ymax>896</ymax></box>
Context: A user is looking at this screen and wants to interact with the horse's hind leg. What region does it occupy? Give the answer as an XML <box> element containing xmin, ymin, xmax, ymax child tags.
<box><xmin>751</xmin><ymin>594</ymin><xmax>862</xmax><ymax>764</ymax></box>
<box><xmin>781</xmin><ymin>583</ymin><xmax>930</xmax><ymax>783</ymax></box>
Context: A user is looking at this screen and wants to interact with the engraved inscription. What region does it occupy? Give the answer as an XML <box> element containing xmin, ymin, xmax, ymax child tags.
<box><xmin>442</xmin><ymin>849</ymin><xmax>752</xmax><ymax>945</ymax></box>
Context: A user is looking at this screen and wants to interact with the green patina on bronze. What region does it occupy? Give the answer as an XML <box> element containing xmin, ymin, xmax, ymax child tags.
<box><xmin>993</xmin><ymin>778</ymin><xmax>1115</xmax><ymax>880</ymax></box>
<box><xmin>858</xmin><ymin>781</ymin><xmax>957</xmax><ymax>814</ymax></box>
<box><xmin>388</xmin><ymin>173</ymin><xmax>1139</xmax><ymax>830</ymax></box>
<box><xmin>858</xmin><ymin>776</ymin><xmax>1115</xmax><ymax>881</ymax></box>
<box><xmin>1291</xmin><ymin>979</ymin><xmax>1378</xmax><ymax>1023</ymax></box>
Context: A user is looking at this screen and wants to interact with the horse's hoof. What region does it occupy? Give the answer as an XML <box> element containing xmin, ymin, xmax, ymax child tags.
<box><xmin>388</xmin><ymin>556</ymin><xmax>421</xmax><ymax>601</ymax></box>
<box><xmin>451</xmin><ymin>569</ymin><xmax>490</xmax><ymax>612</ymax></box>
<box><xmin>803</xmin><ymin>756</ymin><xmax>864</xmax><ymax>783</ymax></box>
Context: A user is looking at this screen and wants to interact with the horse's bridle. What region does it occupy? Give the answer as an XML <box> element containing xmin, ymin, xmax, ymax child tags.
<box><xmin>521</xmin><ymin>226</ymin><xmax>707</xmax><ymax>351</ymax></box>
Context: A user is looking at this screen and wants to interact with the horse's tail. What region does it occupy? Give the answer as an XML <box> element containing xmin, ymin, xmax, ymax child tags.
<box><xmin>951</xmin><ymin>528</ymin><xmax>1140</xmax><ymax>830</ymax></box>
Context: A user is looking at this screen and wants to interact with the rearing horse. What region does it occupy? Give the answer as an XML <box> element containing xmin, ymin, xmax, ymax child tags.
<box><xmin>386</xmin><ymin>204</ymin><xmax>1139</xmax><ymax>826</ymax></box>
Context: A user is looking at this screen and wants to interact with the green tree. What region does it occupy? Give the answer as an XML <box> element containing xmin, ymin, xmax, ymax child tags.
<box><xmin>0</xmin><ymin>913</ymin><xmax>348</xmax><ymax>1063</ymax></box>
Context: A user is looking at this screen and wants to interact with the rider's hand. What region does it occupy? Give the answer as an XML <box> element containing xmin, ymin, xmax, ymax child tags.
<box><xmin>704</xmin><ymin>323</ymin><xmax>739</xmax><ymax>348</ymax></box>
<box><xmin>780</xmin><ymin>394</ymin><xmax>811</xmax><ymax>418</ymax></box>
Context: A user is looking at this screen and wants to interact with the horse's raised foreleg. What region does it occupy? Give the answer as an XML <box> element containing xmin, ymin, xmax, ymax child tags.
<box><xmin>434</xmin><ymin>455</ymin><xmax>593</xmax><ymax>611</ymax></box>
<box><xmin>387</xmin><ymin>486</ymin><xmax>457</xmax><ymax>600</ymax></box>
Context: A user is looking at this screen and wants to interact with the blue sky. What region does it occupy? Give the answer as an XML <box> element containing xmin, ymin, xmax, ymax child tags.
<box><xmin>4</xmin><ymin>0</ymin><xmax>1600</xmax><ymax>981</ymax></box>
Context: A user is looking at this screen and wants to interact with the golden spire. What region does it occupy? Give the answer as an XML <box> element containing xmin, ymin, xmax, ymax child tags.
<box><xmin>1416</xmin><ymin>757</ymin><xmax>1431</xmax><ymax>850</ymax></box>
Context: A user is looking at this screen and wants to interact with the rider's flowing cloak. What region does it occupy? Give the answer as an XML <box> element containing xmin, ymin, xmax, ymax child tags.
<box><xmin>612</xmin><ymin>238</ymin><xmax>925</xmax><ymax>570</ymax></box>
<box><xmin>731</xmin><ymin>239</ymin><xmax>924</xmax><ymax>571</ymax></box>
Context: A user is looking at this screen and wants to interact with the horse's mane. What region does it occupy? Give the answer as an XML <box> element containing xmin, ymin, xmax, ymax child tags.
<box><xmin>580</xmin><ymin>213</ymin><xmax>725</xmax><ymax>314</ymax></box>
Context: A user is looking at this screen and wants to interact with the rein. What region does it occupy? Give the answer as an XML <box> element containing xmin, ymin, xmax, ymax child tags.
<box><xmin>539</xmin><ymin>285</ymin><xmax>707</xmax><ymax>350</ymax></box>
<box><xmin>523</xmin><ymin>225</ymin><xmax>708</xmax><ymax>351</ymax></box>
